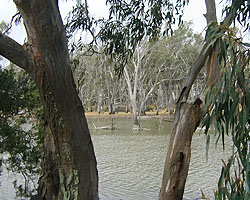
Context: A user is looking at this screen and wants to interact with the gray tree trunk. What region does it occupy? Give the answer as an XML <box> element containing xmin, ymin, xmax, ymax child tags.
<box><xmin>0</xmin><ymin>1</ymin><xmax>98</xmax><ymax>199</ymax></box>
<box><xmin>96</xmin><ymin>91</ymin><xmax>103</xmax><ymax>114</ymax></box>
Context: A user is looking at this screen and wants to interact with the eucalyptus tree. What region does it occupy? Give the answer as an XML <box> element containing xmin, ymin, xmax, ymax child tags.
<box><xmin>148</xmin><ymin>23</ymin><xmax>204</xmax><ymax>113</ymax></box>
<box><xmin>0</xmin><ymin>1</ymin><xmax>98</xmax><ymax>199</ymax></box>
<box><xmin>159</xmin><ymin>1</ymin><xmax>250</xmax><ymax>199</ymax></box>
<box><xmin>200</xmin><ymin>3</ymin><xmax>250</xmax><ymax>199</ymax></box>
<box><xmin>124</xmin><ymin>41</ymin><xmax>148</xmax><ymax>127</ymax></box>
<box><xmin>166</xmin><ymin>23</ymin><xmax>204</xmax><ymax>108</ymax></box>
<box><xmin>72</xmin><ymin>48</ymin><xmax>125</xmax><ymax>114</ymax></box>
<box><xmin>95</xmin><ymin>1</ymin><xmax>250</xmax><ymax>199</ymax></box>
<box><xmin>123</xmin><ymin>40</ymin><xmax>169</xmax><ymax>128</ymax></box>
<box><xmin>72</xmin><ymin>48</ymin><xmax>105</xmax><ymax>113</ymax></box>
<box><xmin>1</xmin><ymin>0</ymin><xmax>248</xmax><ymax>200</ymax></box>
<box><xmin>103</xmin><ymin>59</ymin><xmax>122</xmax><ymax>114</ymax></box>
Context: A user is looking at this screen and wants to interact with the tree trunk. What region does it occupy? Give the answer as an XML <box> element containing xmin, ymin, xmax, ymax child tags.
<box><xmin>158</xmin><ymin>0</ymin><xmax>238</xmax><ymax>199</ymax></box>
<box><xmin>165</xmin><ymin>89</ymin><xmax>169</xmax><ymax>113</ymax></box>
<box><xmin>108</xmin><ymin>102</ymin><xmax>115</xmax><ymax>114</ymax></box>
<box><xmin>139</xmin><ymin>104</ymin><xmax>147</xmax><ymax>116</ymax></box>
<box><xmin>96</xmin><ymin>91</ymin><xmax>103</xmax><ymax>114</ymax></box>
<box><xmin>124</xmin><ymin>66</ymin><xmax>140</xmax><ymax>127</ymax></box>
<box><xmin>87</xmin><ymin>101</ymin><xmax>93</xmax><ymax>112</ymax></box>
<box><xmin>158</xmin><ymin>103</ymin><xmax>201</xmax><ymax>200</ymax></box>
<box><xmin>0</xmin><ymin>1</ymin><xmax>98</xmax><ymax>199</ymax></box>
<box><xmin>132</xmin><ymin>102</ymin><xmax>140</xmax><ymax>127</ymax></box>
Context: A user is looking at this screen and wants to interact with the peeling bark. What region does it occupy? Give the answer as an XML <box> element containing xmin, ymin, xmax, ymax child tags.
<box><xmin>158</xmin><ymin>1</ymin><xmax>237</xmax><ymax>199</ymax></box>
<box><xmin>0</xmin><ymin>0</ymin><xmax>98</xmax><ymax>199</ymax></box>
<box><xmin>159</xmin><ymin>103</ymin><xmax>201</xmax><ymax>200</ymax></box>
<box><xmin>205</xmin><ymin>0</ymin><xmax>221</xmax><ymax>87</ymax></box>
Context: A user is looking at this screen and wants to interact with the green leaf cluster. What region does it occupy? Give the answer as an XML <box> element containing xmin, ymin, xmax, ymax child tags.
<box><xmin>66</xmin><ymin>0</ymin><xmax>189</xmax><ymax>75</ymax></box>
<box><xmin>223</xmin><ymin>0</ymin><xmax>250</xmax><ymax>31</ymax></box>
<box><xmin>99</xmin><ymin>0</ymin><xmax>188</xmax><ymax>74</ymax></box>
<box><xmin>201</xmin><ymin>23</ymin><xmax>250</xmax><ymax>199</ymax></box>
<box><xmin>0</xmin><ymin>65</ymin><xmax>44</xmax><ymax>198</ymax></box>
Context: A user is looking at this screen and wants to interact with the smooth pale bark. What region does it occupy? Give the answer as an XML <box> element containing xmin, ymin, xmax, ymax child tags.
<box><xmin>138</xmin><ymin>68</ymin><xmax>166</xmax><ymax>116</ymax></box>
<box><xmin>0</xmin><ymin>0</ymin><xmax>98</xmax><ymax>199</ymax></box>
<box><xmin>168</xmin><ymin>79</ymin><xmax>174</xmax><ymax>114</ymax></box>
<box><xmin>96</xmin><ymin>91</ymin><xmax>103</xmax><ymax>114</ymax></box>
<box><xmin>124</xmin><ymin>65</ymin><xmax>139</xmax><ymax>126</ymax></box>
<box><xmin>158</xmin><ymin>1</ymin><xmax>237</xmax><ymax>199</ymax></box>
<box><xmin>159</xmin><ymin>103</ymin><xmax>201</xmax><ymax>200</ymax></box>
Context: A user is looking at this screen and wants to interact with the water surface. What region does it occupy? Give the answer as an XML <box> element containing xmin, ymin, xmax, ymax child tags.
<box><xmin>0</xmin><ymin>117</ymin><xmax>232</xmax><ymax>199</ymax></box>
<box><xmin>88</xmin><ymin>117</ymin><xmax>232</xmax><ymax>200</ymax></box>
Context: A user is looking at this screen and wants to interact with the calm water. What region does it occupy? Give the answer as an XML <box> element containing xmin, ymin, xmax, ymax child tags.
<box><xmin>0</xmin><ymin>117</ymin><xmax>232</xmax><ymax>199</ymax></box>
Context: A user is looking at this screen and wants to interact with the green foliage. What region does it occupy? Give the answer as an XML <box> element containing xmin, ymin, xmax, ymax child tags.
<box><xmin>100</xmin><ymin>0</ymin><xmax>188</xmax><ymax>75</ymax></box>
<box><xmin>201</xmin><ymin>20</ymin><xmax>250</xmax><ymax>199</ymax></box>
<box><xmin>66</xmin><ymin>0</ymin><xmax>189</xmax><ymax>75</ymax></box>
<box><xmin>200</xmin><ymin>1</ymin><xmax>250</xmax><ymax>197</ymax></box>
<box><xmin>71</xmin><ymin>22</ymin><xmax>203</xmax><ymax>113</ymax></box>
<box><xmin>0</xmin><ymin>65</ymin><xmax>44</xmax><ymax>198</ymax></box>
<box><xmin>223</xmin><ymin>0</ymin><xmax>250</xmax><ymax>31</ymax></box>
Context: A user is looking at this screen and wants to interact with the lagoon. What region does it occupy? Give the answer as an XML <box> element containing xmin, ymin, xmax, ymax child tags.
<box><xmin>0</xmin><ymin>117</ymin><xmax>232</xmax><ymax>199</ymax></box>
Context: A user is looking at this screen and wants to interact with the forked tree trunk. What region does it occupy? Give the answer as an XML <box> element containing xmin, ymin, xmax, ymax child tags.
<box><xmin>158</xmin><ymin>0</ymin><xmax>236</xmax><ymax>199</ymax></box>
<box><xmin>0</xmin><ymin>0</ymin><xmax>98</xmax><ymax>199</ymax></box>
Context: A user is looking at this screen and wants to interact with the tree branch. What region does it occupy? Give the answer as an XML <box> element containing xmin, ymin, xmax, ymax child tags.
<box><xmin>0</xmin><ymin>33</ymin><xmax>31</xmax><ymax>72</ymax></box>
<box><xmin>205</xmin><ymin>0</ymin><xmax>221</xmax><ymax>87</ymax></box>
<box><xmin>176</xmin><ymin>1</ymin><xmax>238</xmax><ymax>106</ymax></box>
<box><xmin>204</xmin><ymin>0</ymin><xmax>217</xmax><ymax>24</ymax></box>
<box><xmin>176</xmin><ymin>40</ymin><xmax>212</xmax><ymax>104</ymax></box>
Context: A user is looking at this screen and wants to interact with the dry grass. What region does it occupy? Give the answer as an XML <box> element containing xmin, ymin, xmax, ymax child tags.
<box><xmin>85</xmin><ymin>110</ymin><xmax>170</xmax><ymax>118</ymax></box>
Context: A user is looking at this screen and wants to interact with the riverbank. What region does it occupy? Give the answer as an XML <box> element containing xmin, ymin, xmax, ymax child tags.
<box><xmin>85</xmin><ymin>111</ymin><xmax>174</xmax><ymax>121</ymax></box>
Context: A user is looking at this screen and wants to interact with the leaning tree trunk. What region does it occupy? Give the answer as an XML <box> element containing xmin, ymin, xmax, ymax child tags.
<box><xmin>158</xmin><ymin>45</ymin><xmax>211</xmax><ymax>199</ymax></box>
<box><xmin>0</xmin><ymin>1</ymin><xmax>98</xmax><ymax>199</ymax></box>
<box><xmin>158</xmin><ymin>102</ymin><xmax>201</xmax><ymax>200</ymax></box>
<box><xmin>158</xmin><ymin>0</ymin><xmax>236</xmax><ymax>199</ymax></box>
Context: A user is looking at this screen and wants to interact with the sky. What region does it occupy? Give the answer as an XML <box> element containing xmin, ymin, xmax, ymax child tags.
<box><xmin>0</xmin><ymin>0</ymin><xmax>208</xmax><ymax>45</ymax></box>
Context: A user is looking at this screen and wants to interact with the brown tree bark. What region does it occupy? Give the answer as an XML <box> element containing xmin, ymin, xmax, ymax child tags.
<box><xmin>159</xmin><ymin>103</ymin><xmax>201</xmax><ymax>200</ymax></box>
<box><xmin>158</xmin><ymin>38</ymin><xmax>213</xmax><ymax>200</ymax></box>
<box><xmin>0</xmin><ymin>0</ymin><xmax>98</xmax><ymax>199</ymax></box>
<box><xmin>204</xmin><ymin>0</ymin><xmax>221</xmax><ymax>87</ymax></box>
<box><xmin>158</xmin><ymin>0</ymin><xmax>236</xmax><ymax>199</ymax></box>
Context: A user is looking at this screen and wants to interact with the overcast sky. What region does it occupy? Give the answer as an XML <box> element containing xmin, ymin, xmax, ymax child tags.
<box><xmin>0</xmin><ymin>0</ymin><xmax>208</xmax><ymax>44</ymax></box>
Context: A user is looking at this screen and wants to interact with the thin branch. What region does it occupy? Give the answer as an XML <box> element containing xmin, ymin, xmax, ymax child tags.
<box><xmin>4</xmin><ymin>12</ymin><xmax>21</xmax><ymax>34</ymax></box>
